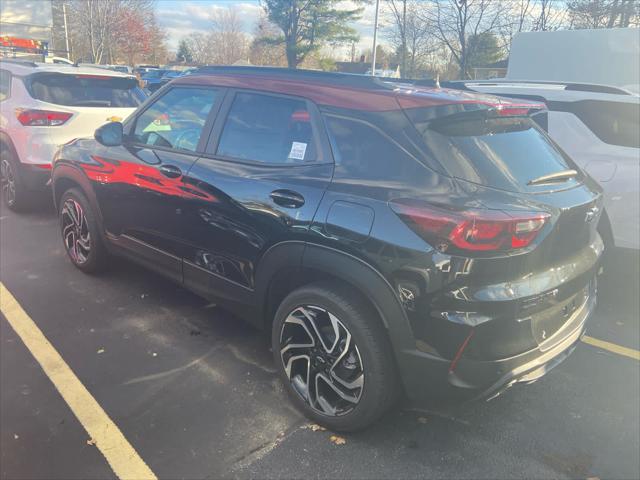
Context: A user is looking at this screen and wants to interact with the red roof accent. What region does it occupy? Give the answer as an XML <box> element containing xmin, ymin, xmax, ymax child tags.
<box><xmin>176</xmin><ymin>73</ymin><xmax>545</xmax><ymax>112</ymax></box>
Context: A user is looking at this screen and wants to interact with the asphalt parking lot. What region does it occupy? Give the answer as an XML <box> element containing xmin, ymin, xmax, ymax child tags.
<box><xmin>1</xmin><ymin>199</ymin><xmax>639</xmax><ymax>480</ymax></box>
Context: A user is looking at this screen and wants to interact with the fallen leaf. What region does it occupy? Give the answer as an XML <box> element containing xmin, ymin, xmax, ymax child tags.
<box><xmin>87</xmin><ymin>438</ymin><xmax>96</xmax><ymax>446</ymax></box>
<box><xmin>96</xmin><ymin>348</ymin><xmax>105</xmax><ymax>354</ymax></box>
<box><xmin>305</xmin><ymin>423</ymin><xmax>326</xmax><ymax>432</ymax></box>
<box><xmin>417</xmin><ymin>417</ymin><xmax>428</xmax><ymax>424</ymax></box>
<box><xmin>330</xmin><ymin>435</ymin><xmax>346</xmax><ymax>445</ymax></box>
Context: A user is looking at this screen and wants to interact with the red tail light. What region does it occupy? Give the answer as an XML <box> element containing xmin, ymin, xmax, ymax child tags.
<box><xmin>390</xmin><ymin>199</ymin><xmax>550</xmax><ymax>253</ymax></box>
<box><xmin>16</xmin><ymin>109</ymin><xmax>73</xmax><ymax>126</ymax></box>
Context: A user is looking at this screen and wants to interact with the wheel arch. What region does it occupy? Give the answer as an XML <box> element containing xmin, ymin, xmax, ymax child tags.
<box><xmin>256</xmin><ymin>241</ymin><xmax>416</xmax><ymax>356</ymax></box>
<box><xmin>0</xmin><ymin>132</ymin><xmax>19</xmax><ymax>161</ymax></box>
<box><xmin>52</xmin><ymin>164</ymin><xmax>106</xmax><ymax>238</ymax></box>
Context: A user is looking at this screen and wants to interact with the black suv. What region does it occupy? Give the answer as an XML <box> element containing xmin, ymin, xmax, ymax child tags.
<box><xmin>52</xmin><ymin>67</ymin><xmax>603</xmax><ymax>431</ymax></box>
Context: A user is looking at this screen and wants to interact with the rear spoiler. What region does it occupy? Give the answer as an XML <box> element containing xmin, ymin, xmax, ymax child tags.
<box><xmin>445</xmin><ymin>79</ymin><xmax>634</xmax><ymax>96</ymax></box>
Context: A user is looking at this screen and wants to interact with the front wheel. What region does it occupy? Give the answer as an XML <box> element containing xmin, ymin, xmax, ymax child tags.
<box><xmin>272</xmin><ymin>282</ymin><xmax>399</xmax><ymax>431</ymax></box>
<box><xmin>59</xmin><ymin>188</ymin><xmax>108</xmax><ymax>273</ymax></box>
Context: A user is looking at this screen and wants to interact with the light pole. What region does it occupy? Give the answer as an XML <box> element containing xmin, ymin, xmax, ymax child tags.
<box><xmin>371</xmin><ymin>0</ymin><xmax>380</xmax><ymax>76</ymax></box>
<box><xmin>62</xmin><ymin>2</ymin><xmax>70</xmax><ymax>60</ymax></box>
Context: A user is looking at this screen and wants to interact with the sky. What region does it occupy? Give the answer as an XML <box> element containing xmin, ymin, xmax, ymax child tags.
<box><xmin>155</xmin><ymin>0</ymin><xmax>387</xmax><ymax>56</ymax></box>
<box><xmin>0</xmin><ymin>0</ymin><xmax>388</xmax><ymax>58</ymax></box>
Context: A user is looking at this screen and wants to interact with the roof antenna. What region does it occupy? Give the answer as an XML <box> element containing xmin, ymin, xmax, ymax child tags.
<box><xmin>435</xmin><ymin>73</ymin><xmax>440</xmax><ymax>88</ymax></box>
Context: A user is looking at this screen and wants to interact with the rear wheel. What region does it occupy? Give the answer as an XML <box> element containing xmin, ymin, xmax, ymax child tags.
<box><xmin>272</xmin><ymin>282</ymin><xmax>398</xmax><ymax>431</ymax></box>
<box><xmin>0</xmin><ymin>147</ymin><xmax>30</xmax><ymax>211</ymax></box>
<box><xmin>59</xmin><ymin>188</ymin><xmax>107</xmax><ymax>273</ymax></box>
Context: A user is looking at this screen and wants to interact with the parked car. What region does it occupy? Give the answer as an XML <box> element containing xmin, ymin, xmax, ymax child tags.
<box><xmin>0</xmin><ymin>59</ymin><xmax>146</xmax><ymax>210</ymax></box>
<box><xmin>141</xmin><ymin>68</ymin><xmax>170</xmax><ymax>92</ymax></box>
<box><xmin>51</xmin><ymin>67</ymin><xmax>603</xmax><ymax>431</ymax></box>
<box><xmin>454</xmin><ymin>80</ymin><xmax>639</xmax><ymax>253</ymax></box>
<box><xmin>156</xmin><ymin>68</ymin><xmax>198</xmax><ymax>90</ymax></box>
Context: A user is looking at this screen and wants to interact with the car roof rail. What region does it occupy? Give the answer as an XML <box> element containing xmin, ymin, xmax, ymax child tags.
<box><xmin>0</xmin><ymin>58</ymin><xmax>39</xmax><ymax>67</ymax></box>
<box><xmin>192</xmin><ymin>65</ymin><xmax>398</xmax><ymax>91</ymax></box>
<box><xmin>448</xmin><ymin>79</ymin><xmax>633</xmax><ymax>96</ymax></box>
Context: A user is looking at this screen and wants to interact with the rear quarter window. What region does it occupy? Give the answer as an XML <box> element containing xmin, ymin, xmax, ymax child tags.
<box><xmin>324</xmin><ymin>114</ymin><xmax>433</xmax><ymax>186</ymax></box>
<box><xmin>29</xmin><ymin>73</ymin><xmax>144</xmax><ymax>107</ymax></box>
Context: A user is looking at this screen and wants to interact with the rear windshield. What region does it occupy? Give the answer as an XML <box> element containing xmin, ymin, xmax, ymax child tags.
<box><xmin>406</xmin><ymin>107</ymin><xmax>581</xmax><ymax>192</ymax></box>
<box><xmin>29</xmin><ymin>73</ymin><xmax>144</xmax><ymax>108</ymax></box>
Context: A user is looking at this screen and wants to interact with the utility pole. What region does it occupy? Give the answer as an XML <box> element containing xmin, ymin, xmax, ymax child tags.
<box><xmin>371</xmin><ymin>0</ymin><xmax>380</xmax><ymax>76</ymax></box>
<box><xmin>62</xmin><ymin>2</ymin><xmax>70</xmax><ymax>60</ymax></box>
<box><xmin>401</xmin><ymin>0</ymin><xmax>407</xmax><ymax>78</ymax></box>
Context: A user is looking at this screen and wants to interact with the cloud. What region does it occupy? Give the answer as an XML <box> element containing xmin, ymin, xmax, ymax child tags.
<box><xmin>156</xmin><ymin>0</ymin><xmax>389</xmax><ymax>55</ymax></box>
<box><xmin>157</xmin><ymin>1</ymin><xmax>262</xmax><ymax>49</ymax></box>
<box><xmin>0</xmin><ymin>0</ymin><xmax>53</xmax><ymax>40</ymax></box>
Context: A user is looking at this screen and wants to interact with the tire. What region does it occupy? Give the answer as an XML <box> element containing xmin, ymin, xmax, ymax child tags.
<box><xmin>272</xmin><ymin>282</ymin><xmax>399</xmax><ymax>431</ymax></box>
<box><xmin>0</xmin><ymin>145</ymin><xmax>30</xmax><ymax>212</ymax></box>
<box><xmin>59</xmin><ymin>188</ymin><xmax>108</xmax><ymax>273</ymax></box>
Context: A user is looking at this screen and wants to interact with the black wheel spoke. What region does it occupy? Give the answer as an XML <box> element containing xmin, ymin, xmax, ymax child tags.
<box><xmin>280</xmin><ymin>304</ymin><xmax>364</xmax><ymax>417</ymax></box>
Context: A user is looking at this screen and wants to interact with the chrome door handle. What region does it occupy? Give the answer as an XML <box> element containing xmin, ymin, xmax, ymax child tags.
<box><xmin>159</xmin><ymin>164</ymin><xmax>182</xmax><ymax>179</ymax></box>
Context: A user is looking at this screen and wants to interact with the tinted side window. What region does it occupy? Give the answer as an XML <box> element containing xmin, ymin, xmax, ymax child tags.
<box><xmin>217</xmin><ymin>92</ymin><xmax>316</xmax><ymax>164</ymax></box>
<box><xmin>0</xmin><ymin>69</ymin><xmax>11</xmax><ymax>101</ymax></box>
<box><xmin>324</xmin><ymin>115</ymin><xmax>427</xmax><ymax>182</ymax></box>
<box><xmin>133</xmin><ymin>87</ymin><xmax>219</xmax><ymax>153</ymax></box>
<box><xmin>562</xmin><ymin>100</ymin><xmax>640</xmax><ymax>149</ymax></box>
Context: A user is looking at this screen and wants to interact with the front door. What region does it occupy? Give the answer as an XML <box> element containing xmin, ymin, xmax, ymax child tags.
<box><xmin>93</xmin><ymin>86</ymin><xmax>223</xmax><ymax>281</ymax></box>
<box><xmin>180</xmin><ymin>91</ymin><xmax>334</xmax><ymax>312</ymax></box>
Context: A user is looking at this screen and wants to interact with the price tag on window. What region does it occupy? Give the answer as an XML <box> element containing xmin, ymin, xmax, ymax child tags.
<box><xmin>288</xmin><ymin>142</ymin><xmax>307</xmax><ymax>161</ymax></box>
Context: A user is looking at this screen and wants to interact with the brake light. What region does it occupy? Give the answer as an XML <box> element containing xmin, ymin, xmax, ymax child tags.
<box><xmin>496</xmin><ymin>107</ymin><xmax>534</xmax><ymax>116</ymax></box>
<box><xmin>390</xmin><ymin>199</ymin><xmax>550</xmax><ymax>253</ymax></box>
<box><xmin>16</xmin><ymin>109</ymin><xmax>73</xmax><ymax>126</ymax></box>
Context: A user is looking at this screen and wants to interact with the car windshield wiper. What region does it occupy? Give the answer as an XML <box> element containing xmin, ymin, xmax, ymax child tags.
<box><xmin>527</xmin><ymin>169</ymin><xmax>578</xmax><ymax>186</ymax></box>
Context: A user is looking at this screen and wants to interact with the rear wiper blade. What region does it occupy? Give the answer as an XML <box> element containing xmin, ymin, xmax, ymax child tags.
<box><xmin>527</xmin><ymin>169</ymin><xmax>578</xmax><ymax>186</ymax></box>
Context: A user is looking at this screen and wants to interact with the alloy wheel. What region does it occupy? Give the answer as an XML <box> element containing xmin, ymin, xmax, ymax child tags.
<box><xmin>0</xmin><ymin>158</ymin><xmax>16</xmax><ymax>206</ymax></box>
<box><xmin>280</xmin><ymin>305</ymin><xmax>364</xmax><ymax>416</ymax></box>
<box><xmin>61</xmin><ymin>198</ymin><xmax>91</xmax><ymax>264</ymax></box>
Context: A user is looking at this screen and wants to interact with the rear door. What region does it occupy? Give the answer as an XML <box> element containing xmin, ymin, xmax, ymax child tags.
<box><xmin>180</xmin><ymin>90</ymin><xmax>334</xmax><ymax>308</ymax></box>
<box><xmin>93</xmin><ymin>86</ymin><xmax>224</xmax><ymax>281</ymax></box>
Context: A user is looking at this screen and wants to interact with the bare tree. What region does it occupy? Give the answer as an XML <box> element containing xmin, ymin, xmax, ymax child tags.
<box><xmin>249</xmin><ymin>13</ymin><xmax>287</xmax><ymax>66</ymax></box>
<box><xmin>498</xmin><ymin>0</ymin><xmax>533</xmax><ymax>52</ymax></box>
<box><xmin>421</xmin><ymin>0</ymin><xmax>505</xmax><ymax>79</ymax></box>
<box><xmin>185</xmin><ymin>33</ymin><xmax>213</xmax><ymax>65</ymax></box>
<box><xmin>209</xmin><ymin>7</ymin><xmax>250</xmax><ymax>65</ymax></box>
<box><xmin>532</xmin><ymin>0</ymin><xmax>568</xmax><ymax>31</ymax></box>
<box><xmin>567</xmin><ymin>0</ymin><xmax>639</xmax><ymax>28</ymax></box>
<box><xmin>385</xmin><ymin>0</ymin><xmax>436</xmax><ymax>77</ymax></box>
<box><xmin>65</xmin><ymin>0</ymin><xmax>160</xmax><ymax>64</ymax></box>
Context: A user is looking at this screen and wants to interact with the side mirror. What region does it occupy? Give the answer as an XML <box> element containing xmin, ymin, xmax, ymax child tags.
<box><xmin>95</xmin><ymin>121</ymin><xmax>123</xmax><ymax>147</ymax></box>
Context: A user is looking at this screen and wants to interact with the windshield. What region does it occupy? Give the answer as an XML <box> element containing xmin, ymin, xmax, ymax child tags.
<box><xmin>29</xmin><ymin>73</ymin><xmax>144</xmax><ymax>108</ymax></box>
<box><xmin>405</xmin><ymin>107</ymin><xmax>581</xmax><ymax>193</ymax></box>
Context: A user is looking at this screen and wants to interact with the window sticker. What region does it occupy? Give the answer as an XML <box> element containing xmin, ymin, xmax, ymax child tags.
<box><xmin>288</xmin><ymin>141</ymin><xmax>307</xmax><ymax>161</ymax></box>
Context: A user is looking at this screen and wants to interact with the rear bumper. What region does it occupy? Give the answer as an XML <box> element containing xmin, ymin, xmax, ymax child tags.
<box><xmin>399</xmin><ymin>278</ymin><xmax>596</xmax><ymax>402</ymax></box>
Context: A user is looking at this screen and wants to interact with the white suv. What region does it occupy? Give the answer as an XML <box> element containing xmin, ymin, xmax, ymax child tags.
<box><xmin>454</xmin><ymin>80</ymin><xmax>640</xmax><ymax>252</ymax></box>
<box><xmin>0</xmin><ymin>60</ymin><xmax>145</xmax><ymax>210</ymax></box>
